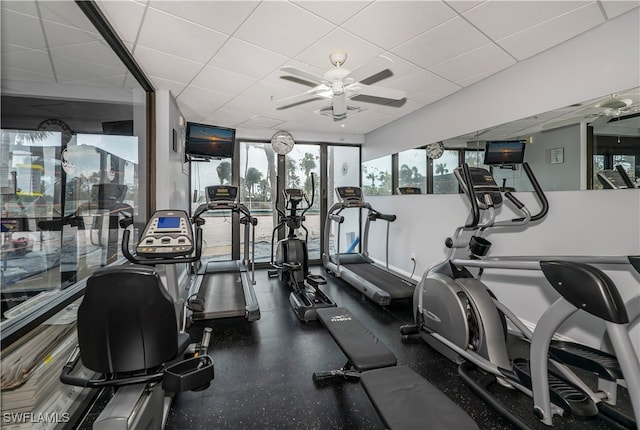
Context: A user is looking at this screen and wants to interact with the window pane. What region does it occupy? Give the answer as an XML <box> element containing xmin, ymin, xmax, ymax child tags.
<box><xmin>398</xmin><ymin>149</ymin><xmax>427</xmax><ymax>193</ymax></box>
<box><xmin>285</xmin><ymin>144</ymin><xmax>320</xmax><ymax>260</ymax></box>
<box><xmin>465</xmin><ymin>150</ymin><xmax>487</xmax><ymax>169</ymax></box>
<box><xmin>613</xmin><ymin>154</ymin><xmax>636</xmax><ymax>181</ymax></box>
<box><xmin>327</xmin><ymin>146</ymin><xmax>360</xmax><ymax>255</ymax></box>
<box><xmin>432</xmin><ymin>150</ymin><xmax>459</xmax><ymax>194</ymax></box>
<box><xmin>593</xmin><ymin>154</ymin><xmax>606</xmax><ymax>189</ymax></box>
<box><xmin>239</xmin><ymin>142</ymin><xmax>275</xmax><ymax>263</ymax></box>
<box><xmin>362</xmin><ymin>155</ymin><xmax>392</xmax><ymax>196</ymax></box>
<box><xmin>191</xmin><ymin>159</ymin><xmax>233</xmax><ymax>261</ymax></box>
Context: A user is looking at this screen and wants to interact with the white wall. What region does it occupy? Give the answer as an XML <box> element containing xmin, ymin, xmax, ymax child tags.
<box><xmin>366</xmin><ymin>190</ymin><xmax>640</xmax><ymax>349</ymax></box>
<box><xmin>156</xmin><ymin>90</ymin><xmax>189</xmax><ymax>210</ymax></box>
<box><xmin>364</xmin><ymin>8</ymin><xmax>640</xmax><ymax>161</ymax></box>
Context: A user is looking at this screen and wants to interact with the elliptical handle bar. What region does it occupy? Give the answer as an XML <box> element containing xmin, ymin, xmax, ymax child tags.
<box><xmin>274</xmin><ymin>175</ymin><xmax>286</xmax><ymax>218</ymax></box>
<box><xmin>121</xmin><ymin>226</ymin><xmax>203</xmax><ymax>266</ymax></box>
<box><xmin>515</xmin><ymin>162</ymin><xmax>549</xmax><ymax>222</ymax></box>
<box><xmin>300</xmin><ymin>172</ymin><xmax>315</xmax><ymax>218</ymax></box>
<box><xmin>462</xmin><ymin>163</ymin><xmax>480</xmax><ymax>228</ymax></box>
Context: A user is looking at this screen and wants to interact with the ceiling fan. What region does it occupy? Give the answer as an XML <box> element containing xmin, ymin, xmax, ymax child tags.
<box><xmin>541</xmin><ymin>96</ymin><xmax>640</xmax><ymax>131</ymax></box>
<box><xmin>276</xmin><ymin>51</ymin><xmax>406</xmax><ymax>120</ymax></box>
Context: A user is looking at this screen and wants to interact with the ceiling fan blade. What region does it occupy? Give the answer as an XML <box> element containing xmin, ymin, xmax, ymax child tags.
<box><xmin>356</xmin><ymin>84</ymin><xmax>406</xmax><ymax>100</ymax></box>
<box><xmin>344</xmin><ymin>56</ymin><xmax>393</xmax><ymax>83</ymax></box>
<box><xmin>332</xmin><ymin>93</ymin><xmax>347</xmax><ymax>118</ymax></box>
<box><xmin>280</xmin><ymin>66</ymin><xmax>324</xmax><ymax>85</ymax></box>
<box><xmin>276</xmin><ymin>87</ymin><xmax>325</xmax><ymax>108</ymax></box>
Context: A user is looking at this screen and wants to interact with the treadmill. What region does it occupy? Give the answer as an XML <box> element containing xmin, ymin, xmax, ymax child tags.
<box><xmin>597</xmin><ymin>164</ymin><xmax>638</xmax><ymax>189</ymax></box>
<box><xmin>322</xmin><ymin>186</ymin><xmax>416</xmax><ymax>306</ymax></box>
<box><xmin>188</xmin><ymin>185</ymin><xmax>260</xmax><ymax>322</ymax></box>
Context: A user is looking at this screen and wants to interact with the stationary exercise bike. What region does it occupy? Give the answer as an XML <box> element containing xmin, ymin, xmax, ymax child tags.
<box><xmin>268</xmin><ymin>173</ymin><xmax>336</xmax><ymax>321</ymax></box>
<box><xmin>402</xmin><ymin>163</ymin><xmax>640</xmax><ymax>428</ymax></box>
<box><xmin>60</xmin><ymin>210</ymin><xmax>214</xmax><ymax>430</ymax></box>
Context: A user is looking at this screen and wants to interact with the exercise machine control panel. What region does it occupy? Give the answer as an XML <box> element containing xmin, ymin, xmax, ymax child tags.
<box><xmin>284</xmin><ymin>188</ymin><xmax>304</xmax><ymax>202</ymax></box>
<box><xmin>206</xmin><ymin>185</ymin><xmax>238</xmax><ymax>209</ymax></box>
<box><xmin>597</xmin><ymin>169</ymin><xmax>636</xmax><ymax>189</ymax></box>
<box><xmin>136</xmin><ymin>210</ymin><xmax>194</xmax><ymax>257</ymax></box>
<box><xmin>456</xmin><ymin>167</ymin><xmax>503</xmax><ymax>209</ymax></box>
<box><xmin>335</xmin><ymin>186</ymin><xmax>364</xmax><ymax>207</ymax></box>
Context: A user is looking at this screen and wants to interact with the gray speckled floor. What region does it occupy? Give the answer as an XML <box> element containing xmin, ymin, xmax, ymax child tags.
<box><xmin>164</xmin><ymin>267</ymin><xmax>633</xmax><ymax>430</ymax></box>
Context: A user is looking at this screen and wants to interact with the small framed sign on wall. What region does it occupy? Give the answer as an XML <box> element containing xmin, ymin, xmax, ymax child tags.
<box><xmin>550</xmin><ymin>147</ymin><xmax>564</xmax><ymax>164</ymax></box>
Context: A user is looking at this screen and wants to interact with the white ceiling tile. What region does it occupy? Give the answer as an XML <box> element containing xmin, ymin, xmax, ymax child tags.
<box><xmin>336</xmin><ymin>109</ymin><xmax>396</xmax><ymax>135</ymax></box>
<box><xmin>240</xmin><ymin>81</ymin><xmax>300</xmax><ymax>105</ymax></box>
<box><xmin>52</xmin><ymin>56</ymin><xmax>123</xmax><ymax>83</ymax></box>
<box><xmin>1</xmin><ymin>49</ymin><xmax>54</xmax><ymax>78</ymax></box>
<box><xmin>42</xmin><ymin>20</ymin><xmax>100</xmax><ymax>48</ymax></box>
<box><xmin>96</xmin><ymin>0</ymin><xmax>147</xmax><ymax>44</ymax></box>
<box><xmin>392</xmin><ymin>16</ymin><xmax>490</xmax><ymax>68</ymax></box>
<box><xmin>38</xmin><ymin>1</ymin><xmax>100</xmax><ymax>34</ymax></box>
<box><xmin>176</xmin><ymin>99</ymin><xmax>209</xmax><ymax>123</ymax></box>
<box><xmin>208</xmin><ymin>37</ymin><xmax>288</xmax><ymax>80</ymax></box>
<box><xmin>463</xmin><ymin>1</ymin><xmax>592</xmax><ymax>40</ymax></box>
<box><xmin>295</xmin><ymin>28</ymin><xmax>384</xmax><ymax>71</ymax></box>
<box><xmin>0</xmin><ymin>66</ymin><xmax>56</xmax><ymax>83</ymax></box>
<box><xmin>386</xmin><ymin>69</ymin><xmax>457</xmax><ymax>95</ymax></box>
<box><xmin>133</xmin><ymin>45</ymin><xmax>204</xmax><ymax>84</ymax></box>
<box><xmin>411</xmin><ymin>82</ymin><xmax>461</xmax><ymax>105</ymax></box>
<box><xmin>240</xmin><ymin>116</ymin><xmax>286</xmax><ymax>128</ymax></box>
<box><xmin>429</xmin><ymin>43</ymin><xmax>516</xmax><ymax>85</ymax></box>
<box><xmin>292</xmin><ymin>1</ymin><xmax>373</xmax><ymax>25</ymax></box>
<box><xmin>456</xmin><ymin>70</ymin><xmax>496</xmax><ymax>87</ymax></box>
<box><xmin>223</xmin><ymin>94</ymin><xmax>275</xmax><ymax>116</ymax></box>
<box><xmin>445</xmin><ymin>1</ymin><xmax>485</xmax><ymax>14</ymax></box>
<box><xmin>353</xmin><ymin>97</ymin><xmax>424</xmax><ymax>118</ymax></box>
<box><xmin>147</xmin><ymin>75</ymin><xmax>187</xmax><ymax>95</ymax></box>
<box><xmin>177</xmin><ymin>85</ymin><xmax>235</xmax><ymax>110</ymax></box>
<box><xmin>50</xmin><ymin>41</ymin><xmax>124</xmax><ymax>69</ymax></box>
<box><xmin>202</xmin><ymin>108</ymin><xmax>253</xmax><ymax>129</ymax></box>
<box><xmin>343</xmin><ymin>1</ymin><xmax>456</xmax><ymax>50</ymax></box>
<box><xmin>61</xmin><ymin>74</ymin><xmax>129</xmax><ymax>89</ymax></box>
<box><xmin>137</xmin><ymin>7</ymin><xmax>228</xmax><ymax>64</ymax></box>
<box><xmin>1</xmin><ymin>1</ymin><xmax>38</xmax><ymax>16</ymax></box>
<box><xmin>497</xmin><ymin>3</ymin><xmax>605</xmax><ymax>61</ymax></box>
<box><xmin>1</xmin><ymin>9</ymin><xmax>47</xmax><ymax>50</ymax></box>
<box><xmin>190</xmin><ymin>65</ymin><xmax>257</xmax><ymax>96</ymax></box>
<box><xmin>234</xmin><ymin>2</ymin><xmax>333</xmax><ymax>57</ymax></box>
<box><xmin>149</xmin><ymin>1</ymin><xmax>259</xmax><ymax>35</ymax></box>
<box><xmin>600</xmin><ymin>1</ymin><xmax>640</xmax><ymax>19</ymax></box>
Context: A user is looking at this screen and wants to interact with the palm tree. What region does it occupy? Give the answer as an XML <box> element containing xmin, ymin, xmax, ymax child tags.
<box><xmin>216</xmin><ymin>161</ymin><xmax>231</xmax><ymax>184</ymax></box>
<box><xmin>299</xmin><ymin>152</ymin><xmax>318</xmax><ymax>195</ymax></box>
<box><xmin>435</xmin><ymin>163</ymin><xmax>449</xmax><ymax>175</ymax></box>
<box><xmin>286</xmin><ymin>158</ymin><xmax>300</xmax><ymax>187</ymax></box>
<box><xmin>244</xmin><ymin>167</ymin><xmax>262</xmax><ymax>197</ymax></box>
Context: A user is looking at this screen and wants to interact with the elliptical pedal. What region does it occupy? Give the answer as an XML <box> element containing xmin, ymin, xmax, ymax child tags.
<box><xmin>550</xmin><ymin>340</ymin><xmax>622</xmax><ymax>381</ymax></box>
<box><xmin>512</xmin><ymin>358</ymin><xmax>598</xmax><ymax>418</ymax></box>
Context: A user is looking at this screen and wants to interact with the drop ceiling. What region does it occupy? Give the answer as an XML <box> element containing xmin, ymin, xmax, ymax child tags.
<box><xmin>1</xmin><ymin>0</ymin><xmax>639</xmax><ymax>137</ymax></box>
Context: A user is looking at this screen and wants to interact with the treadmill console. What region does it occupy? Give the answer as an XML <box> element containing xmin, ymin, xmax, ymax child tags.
<box><xmin>455</xmin><ymin>167</ymin><xmax>503</xmax><ymax>209</ymax></box>
<box><xmin>206</xmin><ymin>185</ymin><xmax>238</xmax><ymax>209</ymax></box>
<box><xmin>335</xmin><ymin>187</ymin><xmax>364</xmax><ymax>207</ymax></box>
<box><xmin>136</xmin><ymin>210</ymin><xmax>194</xmax><ymax>257</ymax></box>
<box><xmin>597</xmin><ymin>169</ymin><xmax>631</xmax><ymax>189</ymax></box>
<box><xmin>284</xmin><ymin>188</ymin><xmax>304</xmax><ymax>202</ymax></box>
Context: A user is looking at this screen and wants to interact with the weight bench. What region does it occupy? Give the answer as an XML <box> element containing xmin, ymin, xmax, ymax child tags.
<box><xmin>315</xmin><ymin>307</ymin><xmax>479</xmax><ymax>430</ymax></box>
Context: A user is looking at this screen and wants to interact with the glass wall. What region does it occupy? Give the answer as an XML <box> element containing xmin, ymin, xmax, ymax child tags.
<box><xmin>327</xmin><ymin>145</ymin><xmax>360</xmax><ymax>255</ymax></box>
<box><xmin>398</xmin><ymin>149</ymin><xmax>427</xmax><ymax>193</ymax></box>
<box><xmin>239</xmin><ymin>142</ymin><xmax>276</xmax><ymax>263</ymax></box>
<box><xmin>362</xmin><ymin>155</ymin><xmax>392</xmax><ymax>196</ymax></box>
<box><xmin>432</xmin><ymin>150</ymin><xmax>459</xmax><ymax>194</ymax></box>
<box><xmin>190</xmin><ymin>159</ymin><xmax>232</xmax><ymax>261</ymax></box>
<box><xmin>0</xmin><ymin>0</ymin><xmax>152</xmax><ymax>427</ymax></box>
<box><xmin>284</xmin><ymin>144</ymin><xmax>321</xmax><ymax>259</ymax></box>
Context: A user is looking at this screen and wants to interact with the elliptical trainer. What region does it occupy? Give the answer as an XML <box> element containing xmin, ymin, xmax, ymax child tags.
<box><xmin>402</xmin><ymin>163</ymin><xmax>640</xmax><ymax>428</ymax></box>
<box><xmin>268</xmin><ymin>173</ymin><xmax>336</xmax><ymax>321</ymax></box>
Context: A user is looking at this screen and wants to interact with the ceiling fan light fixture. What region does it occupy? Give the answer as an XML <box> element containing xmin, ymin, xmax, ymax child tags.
<box><xmin>329</xmin><ymin>51</ymin><xmax>347</xmax><ymax>67</ymax></box>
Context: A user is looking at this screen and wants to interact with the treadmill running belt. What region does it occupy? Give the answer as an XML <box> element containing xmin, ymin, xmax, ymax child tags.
<box><xmin>342</xmin><ymin>263</ymin><xmax>414</xmax><ymax>299</ymax></box>
<box><xmin>194</xmin><ymin>272</ymin><xmax>246</xmax><ymax>319</ymax></box>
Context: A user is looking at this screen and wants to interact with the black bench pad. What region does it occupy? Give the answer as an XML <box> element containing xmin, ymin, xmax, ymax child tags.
<box><xmin>361</xmin><ymin>366</ymin><xmax>479</xmax><ymax>430</ymax></box>
<box><xmin>316</xmin><ymin>307</ymin><xmax>397</xmax><ymax>371</ymax></box>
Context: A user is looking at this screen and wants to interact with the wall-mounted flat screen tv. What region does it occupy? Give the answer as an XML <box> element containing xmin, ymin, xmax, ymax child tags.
<box><xmin>185</xmin><ymin>122</ymin><xmax>235</xmax><ymax>159</ymax></box>
<box><xmin>483</xmin><ymin>140</ymin><xmax>526</xmax><ymax>165</ymax></box>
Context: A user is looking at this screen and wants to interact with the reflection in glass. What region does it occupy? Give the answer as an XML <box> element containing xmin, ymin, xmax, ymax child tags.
<box><xmin>191</xmin><ymin>159</ymin><xmax>233</xmax><ymax>261</ymax></box>
<box><xmin>398</xmin><ymin>149</ymin><xmax>427</xmax><ymax>193</ymax></box>
<box><xmin>328</xmin><ymin>146</ymin><xmax>360</xmax><ymax>255</ymax></box>
<box><xmin>362</xmin><ymin>155</ymin><xmax>392</xmax><ymax>196</ymax></box>
<box><xmin>285</xmin><ymin>144</ymin><xmax>320</xmax><ymax>260</ymax></box>
<box><xmin>432</xmin><ymin>150</ymin><xmax>459</xmax><ymax>194</ymax></box>
<box><xmin>239</xmin><ymin>142</ymin><xmax>275</xmax><ymax>262</ymax></box>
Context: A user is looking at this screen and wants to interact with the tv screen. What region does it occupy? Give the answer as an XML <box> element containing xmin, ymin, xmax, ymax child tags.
<box><xmin>186</xmin><ymin>122</ymin><xmax>235</xmax><ymax>159</ymax></box>
<box><xmin>483</xmin><ymin>140</ymin><xmax>526</xmax><ymax>165</ymax></box>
